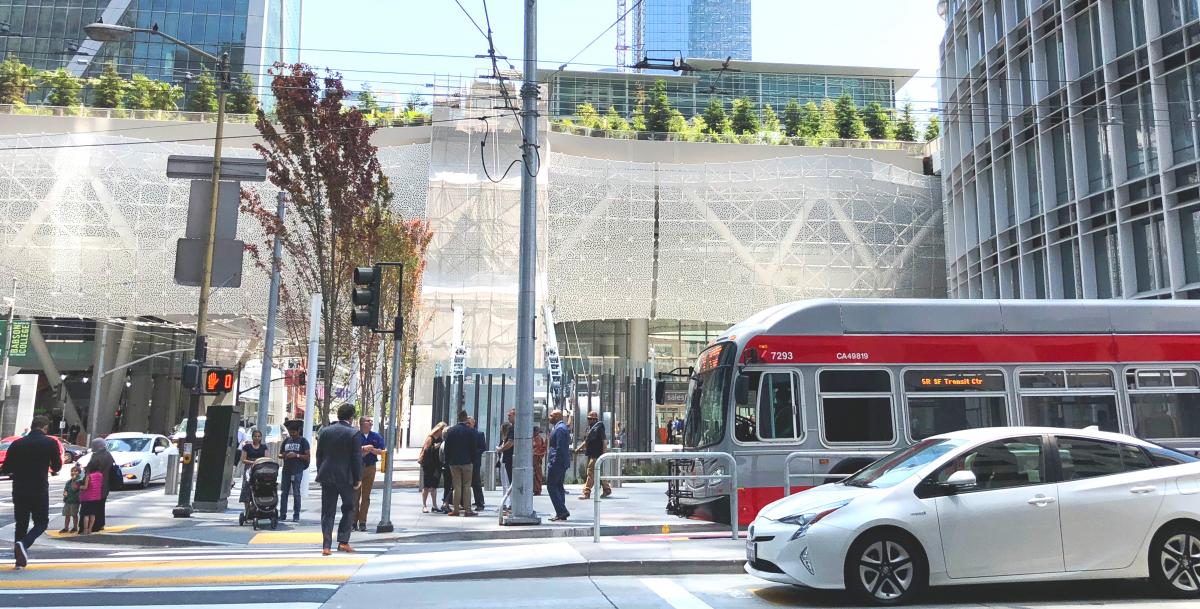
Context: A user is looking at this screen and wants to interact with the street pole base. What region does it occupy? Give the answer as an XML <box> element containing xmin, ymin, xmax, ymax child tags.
<box><xmin>375</xmin><ymin>522</ymin><xmax>394</xmax><ymax>534</ymax></box>
<box><xmin>500</xmin><ymin>512</ymin><xmax>541</xmax><ymax>526</ymax></box>
<box><xmin>172</xmin><ymin>506</ymin><xmax>193</xmax><ymax>518</ymax></box>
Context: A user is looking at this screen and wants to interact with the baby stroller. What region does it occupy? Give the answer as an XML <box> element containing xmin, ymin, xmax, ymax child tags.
<box><xmin>239</xmin><ymin>457</ymin><xmax>280</xmax><ymax>530</ymax></box>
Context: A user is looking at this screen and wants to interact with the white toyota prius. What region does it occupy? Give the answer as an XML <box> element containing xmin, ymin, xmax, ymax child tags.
<box><xmin>746</xmin><ymin>427</ymin><xmax>1200</xmax><ymax>604</ymax></box>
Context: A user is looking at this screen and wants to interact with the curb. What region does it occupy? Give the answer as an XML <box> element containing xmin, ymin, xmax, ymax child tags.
<box><xmin>385</xmin><ymin>558</ymin><xmax>746</xmax><ymax>582</ymax></box>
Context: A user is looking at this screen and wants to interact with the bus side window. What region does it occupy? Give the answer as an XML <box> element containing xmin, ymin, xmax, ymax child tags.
<box><xmin>758</xmin><ymin>372</ymin><xmax>799</xmax><ymax>441</ymax></box>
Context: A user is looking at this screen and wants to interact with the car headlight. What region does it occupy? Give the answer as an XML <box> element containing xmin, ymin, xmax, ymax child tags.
<box><xmin>778</xmin><ymin>500</ymin><xmax>851</xmax><ymax>540</ymax></box>
<box><xmin>120</xmin><ymin>460</ymin><xmax>143</xmax><ymax>469</ymax></box>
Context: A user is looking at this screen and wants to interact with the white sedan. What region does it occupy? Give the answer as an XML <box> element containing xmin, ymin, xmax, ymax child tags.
<box><xmin>80</xmin><ymin>433</ymin><xmax>177</xmax><ymax>489</ymax></box>
<box><xmin>746</xmin><ymin>427</ymin><xmax>1200</xmax><ymax>604</ymax></box>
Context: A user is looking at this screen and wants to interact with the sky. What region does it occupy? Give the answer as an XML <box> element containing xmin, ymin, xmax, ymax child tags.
<box><xmin>301</xmin><ymin>0</ymin><xmax>945</xmax><ymax>118</ymax></box>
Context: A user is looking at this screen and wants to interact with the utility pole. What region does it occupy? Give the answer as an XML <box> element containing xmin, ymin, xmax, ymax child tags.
<box><xmin>1</xmin><ymin>278</ymin><xmax>15</xmax><ymax>400</ymax></box>
<box><xmin>505</xmin><ymin>0</ymin><xmax>540</xmax><ymax>526</ymax></box>
<box><xmin>256</xmin><ymin>191</ymin><xmax>285</xmax><ymax>433</ymax></box>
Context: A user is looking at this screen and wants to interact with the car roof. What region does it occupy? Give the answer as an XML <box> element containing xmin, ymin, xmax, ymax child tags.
<box><xmin>930</xmin><ymin>426</ymin><xmax>1152</xmax><ymax>447</ymax></box>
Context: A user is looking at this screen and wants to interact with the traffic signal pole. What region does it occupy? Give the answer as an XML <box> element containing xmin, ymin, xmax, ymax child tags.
<box><xmin>175</xmin><ymin>51</ymin><xmax>229</xmax><ymax>518</ymax></box>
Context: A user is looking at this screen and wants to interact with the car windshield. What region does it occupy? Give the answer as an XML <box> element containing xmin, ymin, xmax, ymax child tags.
<box><xmin>107</xmin><ymin>438</ymin><xmax>151</xmax><ymax>452</ymax></box>
<box><xmin>842</xmin><ymin>438</ymin><xmax>968</xmax><ymax>489</ymax></box>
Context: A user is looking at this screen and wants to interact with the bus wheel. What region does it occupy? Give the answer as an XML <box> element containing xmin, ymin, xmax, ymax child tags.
<box><xmin>843</xmin><ymin>529</ymin><xmax>926</xmax><ymax>605</ymax></box>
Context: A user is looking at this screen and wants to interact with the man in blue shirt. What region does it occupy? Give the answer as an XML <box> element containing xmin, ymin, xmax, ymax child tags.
<box><xmin>546</xmin><ymin>410</ymin><xmax>571</xmax><ymax>521</ymax></box>
<box><xmin>279</xmin><ymin>421</ymin><xmax>311</xmax><ymax>522</ymax></box>
<box><xmin>354</xmin><ymin>416</ymin><xmax>386</xmax><ymax>532</ymax></box>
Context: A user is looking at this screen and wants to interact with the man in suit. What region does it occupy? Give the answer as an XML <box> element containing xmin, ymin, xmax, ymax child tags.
<box><xmin>467</xmin><ymin>417</ymin><xmax>486</xmax><ymax>511</ymax></box>
<box><xmin>315</xmin><ymin>403</ymin><xmax>363</xmax><ymax>556</ymax></box>
<box><xmin>0</xmin><ymin>415</ymin><xmax>62</xmax><ymax>569</ymax></box>
<box><xmin>442</xmin><ymin>410</ymin><xmax>476</xmax><ymax>516</ymax></box>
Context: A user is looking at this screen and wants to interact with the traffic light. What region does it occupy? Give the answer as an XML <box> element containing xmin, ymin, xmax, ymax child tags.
<box><xmin>200</xmin><ymin>367</ymin><xmax>235</xmax><ymax>395</ymax></box>
<box><xmin>351</xmin><ymin>266</ymin><xmax>380</xmax><ymax>330</ymax></box>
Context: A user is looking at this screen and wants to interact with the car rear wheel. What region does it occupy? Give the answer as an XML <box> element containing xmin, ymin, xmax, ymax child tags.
<box><xmin>844</xmin><ymin>531</ymin><xmax>926</xmax><ymax>605</ymax></box>
<box><xmin>1151</xmin><ymin>523</ymin><xmax>1200</xmax><ymax>598</ymax></box>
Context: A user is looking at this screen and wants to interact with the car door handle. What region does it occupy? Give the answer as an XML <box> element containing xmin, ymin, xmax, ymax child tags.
<box><xmin>1027</xmin><ymin>496</ymin><xmax>1056</xmax><ymax>506</ymax></box>
<box><xmin>1129</xmin><ymin>485</ymin><xmax>1156</xmax><ymax>494</ymax></box>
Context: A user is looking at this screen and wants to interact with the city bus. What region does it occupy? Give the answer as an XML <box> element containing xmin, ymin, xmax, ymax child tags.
<box><xmin>669</xmin><ymin>299</ymin><xmax>1200</xmax><ymax>526</ymax></box>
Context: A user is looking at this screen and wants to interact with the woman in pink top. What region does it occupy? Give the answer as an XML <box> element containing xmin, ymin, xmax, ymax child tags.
<box><xmin>78</xmin><ymin>470</ymin><xmax>104</xmax><ymax>534</ymax></box>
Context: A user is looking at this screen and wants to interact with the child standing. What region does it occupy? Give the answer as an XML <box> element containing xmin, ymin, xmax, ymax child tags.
<box><xmin>60</xmin><ymin>465</ymin><xmax>84</xmax><ymax>534</ymax></box>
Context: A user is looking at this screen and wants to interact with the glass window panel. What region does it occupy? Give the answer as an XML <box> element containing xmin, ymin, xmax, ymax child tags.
<box><xmin>1021</xmin><ymin>394</ymin><xmax>1119</xmax><ymax>431</ymax></box>
<box><xmin>757</xmin><ymin>373</ymin><xmax>799</xmax><ymax>440</ymax></box>
<box><xmin>1131</xmin><ymin>393</ymin><xmax>1200</xmax><ymax>438</ymax></box>
<box><xmin>819</xmin><ymin>369</ymin><xmax>892</xmax><ymax>393</ymax></box>
<box><xmin>1057</xmin><ymin>437</ymin><xmax>1125</xmax><ymax>480</ymax></box>
<box><xmin>822</xmin><ymin>397</ymin><xmax>894</xmax><ymax>443</ymax></box>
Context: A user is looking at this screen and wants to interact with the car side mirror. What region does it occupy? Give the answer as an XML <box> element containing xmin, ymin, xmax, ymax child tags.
<box><xmin>734</xmin><ymin>374</ymin><xmax>750</xmax><ymax>405</ymax></box>
<box><xmin>944</xmin><ymin>470</ymin><xmax>977</xmax><ymax>492</ymax></box>
<box><xmin>154</xmin><ymin>445</ymin><xmax>166</xmax><ymax>454</ymax></box>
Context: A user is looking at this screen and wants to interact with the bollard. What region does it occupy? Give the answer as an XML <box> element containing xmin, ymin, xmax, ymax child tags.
<box><xmin>165</xmin><ymin>453</ymin><xmax>180</xmax><ymax>495</ymax></box>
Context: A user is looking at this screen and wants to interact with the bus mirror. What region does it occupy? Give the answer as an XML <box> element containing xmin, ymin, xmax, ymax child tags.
<box><xmin>734</xmin><ymin>374</ymin><xmax>750</xmax><ymax>405</ymax></box>
<box><xmin>655</xmin><ymin>382</ymin><xmax>666</xmax><ymax>405</ymax></box>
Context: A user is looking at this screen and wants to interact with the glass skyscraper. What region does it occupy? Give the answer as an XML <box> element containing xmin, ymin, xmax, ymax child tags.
<box><xmin>0</xmin><ymin>0</ymin><xmax>300</xmax><ymax>102</ymax></box>
<box><xmin>639</xmin><ymin>0</ymin><xmax>752</xmax><ymax>61</ymax></box>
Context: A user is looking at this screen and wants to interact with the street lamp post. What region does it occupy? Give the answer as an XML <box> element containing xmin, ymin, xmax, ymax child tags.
<box><xmin>84</xmin><ymin>22</ymin><xmax>230</xmax><ymax>517</ymax></box>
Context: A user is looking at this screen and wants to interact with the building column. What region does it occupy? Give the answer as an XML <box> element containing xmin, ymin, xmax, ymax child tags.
<box><xmin>628</xmin><ymin>318</ymin><xmax>649</xmax><ymax>368</ymax></box>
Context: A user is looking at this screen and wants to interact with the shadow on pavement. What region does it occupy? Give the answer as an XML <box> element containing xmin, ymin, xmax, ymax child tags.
<box><xmin>752</xmin><ymin>579</ymin><xmax>1163</xmax><ymax>607</ymax></box>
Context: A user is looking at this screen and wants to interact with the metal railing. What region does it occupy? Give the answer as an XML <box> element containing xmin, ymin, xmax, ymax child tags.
<box><xmin>550</xmin><ymin>121</ymin><xmax>931</xmax><ymax>155</ymax></box>
<box><xmin>783</xmin><ymin>450</ymin><xmax>892</xmax><ymax>496</ymax></box>
<box><xmin>592</xmin><ymin>451</ymin><xmax>737</xmax><ymax>542</ymax></box>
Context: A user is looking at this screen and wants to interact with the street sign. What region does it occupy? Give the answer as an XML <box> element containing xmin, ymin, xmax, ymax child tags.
<box><xmin>0</xmin><ymin>320</ymin><xmax>31</xmax><ymax>358</ymax></box>
<box><xmin>201</xmin><ymin>367</ymin><xmax>235</xmax><ymax>395</ymax></box>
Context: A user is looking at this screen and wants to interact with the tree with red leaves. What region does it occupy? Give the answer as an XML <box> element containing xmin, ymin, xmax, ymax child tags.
<box><xmin>241</xmin><ymin>62</ymin><xmax>426</xmax><ymax>425</ymax></box>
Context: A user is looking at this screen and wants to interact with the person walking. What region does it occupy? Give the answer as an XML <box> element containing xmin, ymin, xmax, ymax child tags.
<box><xmin>467</xmin><ymin>417</ymin><xmax>486</xmax><ymax>511</ymax></box>
<box><xmin>577</xmin><ymin>411</ymin><xmax>612</xmax><ymax>500</ymax></box>
<box><xmin>354</xmin><ymin>416</ymin><xmax>385</xmax><ymax>532</ymax></box>
<box><xmin>442</xmin><ymin>410</ymin><xmax>476</xmax><ymax>517</ymax></box>
<box><xmin>0</xmin><ymin>415</ymin><xmax>62</xmax><ymax>569</ymax></box>
<box><xmin>545</xmin><ymin>410</ymin><xmax>570</xmax><ymax>521</ymax></box>
<box><xmin>82</xmin><ymin>438</ymin><xmax>114</xmax><ymax>533</ymax></box>
<box><xmin>315</xmin><ymin>404</ymin><xmax>363</xmax><ymax>556</ymax></box>
<box><xmin>418</xmin><ymin>422</ymin><xmax>446</xmax><ymax>513</ymax></box>
<box><xmin>532</xmin><ymin>426</ymin><xmax>546</xmax><ymax>496</ymax></box>
<box><xmin>278</xmin><ymin>421</ymin><xmax>310</xmax><ymax>522</ymax></box>
<box><xmin>238</xmin><ymin>429</ymin><xmax>267</xmax><ymax>521</ymax></box>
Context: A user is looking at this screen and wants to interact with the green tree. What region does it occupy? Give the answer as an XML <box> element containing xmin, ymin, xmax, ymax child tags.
<box><xmin>576</xmin><ymin>102</ymin><xmax>603</xmax><ymax>130</ymax></box>
<box><xmin>761</xmin><ymin>104</ymin><xmax>781</xmax><ymax>134</ymax></box>
<box><xmin>833</xmin><ymin>93</ymin><xmax>867</xmax><ymax>139</ymax></box>
<box><xmin>924</xmin><ymin>115</ymin><xmax>941</xmax><ymax>142</ymax></box>
<box><xmin>701</xmin><ymin>97</ymin><xmax>729</xmax><ymax>134</ymax></box>
<box><xmin>862</xmin><ymin>101</ymin><xmax>895</xmax><ymax>140</ymax></box>
<box><xmin>604</xmin><ymin>106</ymin><xmax>629</xmax><ymax>131</ymax></box>
<box><xmin>186</xmin><ymin>68</ymin><xmax>218</xmax><ymax>113</ymax></box>
<box><xmin>816</xmin><ymin>99</ymin><xmax>839</xmax><ymax>140</ymax></box>
<box><xmin>356</xmin><ymin>83</ymin><xmax>381</xmax><ymax>114</ymax></box>
<box><xmin>782</xmin><ymin>99</ymin><xmax>803</xmax><ymax>137</ymax></box>
<box><xmin>0</xmin><ymin>58</ymin><xmax>37</xmax><ymax>104</ymax></box>
<box><xmin>895</xmin><ymin>102</ymin><xmax>919</xmax><ymax>142</ymax></box>
<box><xmin>644</xmin><ymin>79</ymin><xmax>675</xmax><ymax>133</ymax></box>
<box><xmin>730</xmin><ymin>98</ymin><xmax>760</xmax><ymax>135</ymax></box>
<box><xmin>41</xmin><ymin>68</ymin><xmax>82</xmax><ymax>107</ymax></box>
<box><xmin>227</xmin><ymin>72</ymin><xmax>259</xmax><ymax>114</ymax></box>
<box><xmin>630</xmin><ymin>103</ymin><xmax>646</xmax><ymax>131</ymax></box>
<box><xmin>92</xmin><ymin>62</ymin><xmax>128</xmax><ymax>108</ymax></box>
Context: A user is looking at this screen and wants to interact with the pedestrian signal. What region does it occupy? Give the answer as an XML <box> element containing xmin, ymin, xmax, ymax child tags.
<box><xmin>201</xmin><ymin>367</ymin><xmax>235</xmax><ymax>395</ymax></box>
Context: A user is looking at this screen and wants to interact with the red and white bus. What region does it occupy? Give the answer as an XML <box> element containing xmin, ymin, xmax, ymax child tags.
<box><xmin>670</xmin><ymin>299</ymin><xmax>1200</xmax><ymax>526</ymax></box>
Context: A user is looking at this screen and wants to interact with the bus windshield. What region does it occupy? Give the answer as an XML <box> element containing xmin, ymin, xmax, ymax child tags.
<box><xmin>683</xmin><ymin>343</ymin><xmax>735</xmax><ymax>449</ymax></box>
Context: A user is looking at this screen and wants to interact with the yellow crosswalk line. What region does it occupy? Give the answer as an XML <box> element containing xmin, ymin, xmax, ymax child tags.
<box><xmin>249</xmin><ymin>531</ymin><xmax>325</xmax><ymax>544</ymax></box>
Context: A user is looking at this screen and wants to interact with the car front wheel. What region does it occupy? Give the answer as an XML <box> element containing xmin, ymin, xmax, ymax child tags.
<box><xmin>1151</xmin><ymin>524</ymin><xmax>1200</xmax><ymax>598</ymax></box>
<box><xmin>844</xmin><ymin>530</ymin><xmax>926</xmax><ymax>605</ymax></box>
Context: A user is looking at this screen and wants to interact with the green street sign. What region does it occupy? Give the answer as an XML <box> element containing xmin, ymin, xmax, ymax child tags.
<box><xmin>1</xmin><ymin>320</ymin><xmax>31</xmax><ymax>358</ymax></box>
